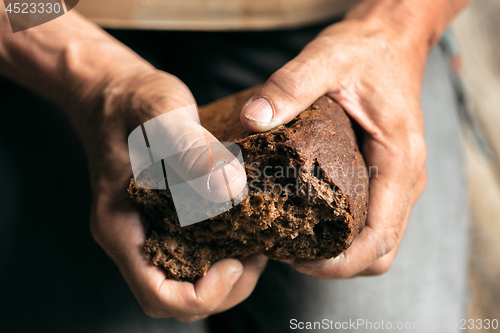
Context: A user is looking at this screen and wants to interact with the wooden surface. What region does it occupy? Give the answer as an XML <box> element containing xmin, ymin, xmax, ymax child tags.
<box><xmin>75</xmin><ymin>0</ymin><xmax>355</xmax><ymax>30</ymax></box>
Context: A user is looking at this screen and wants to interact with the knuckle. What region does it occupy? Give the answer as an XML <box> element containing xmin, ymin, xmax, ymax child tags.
<box><xmin>376</xmin><ymin>227</ymin><xmax>399</xmax><ymax>258</ymax></box>
<box><xmin>138</xmin><ymin>289</ymin><xmax>172</xmax><ymax>319</ymax></box>
<box><xmin>143</xmin><ymin>308</ymin><xmax>160</xmax><ymax>319</ymax></box>
<box><xmin>141</xmin><ymin>289</ymin><xmax>214</xmax><ymax>321</ymax></box>
<box><xmin>421</xmin><ymin>167</ymin><xmax>428</xmax><ymax>186</ymax></box>
<box><xmin>413</xmin><ymin>136</ymin><xmax>427</xmax><ymax>168</ymax></box>
<box><xmin>89</xmin><ymin>214</ymin><xmax>104</xmax><ymax>247</ymax></box>
<box><xmin>391</xmin><ymin>131</ymin><xmax>426</xmax><ymax>177</ymax></box>
<box><xmin>386</xmin><ymin>228</ymin><xmax>400</xmax><ymax>251</ymax></box>
<box><xmin>140</xmin><ymin>296</ymin><xmax>173</xmax><ymax>319</ymax></box>
<box><xmin>267</xmin><ymin>66</ymin><xmax>308</xmax><ymax>104</ymax></box>
<box><xmin>369</xmin><ymin>258</ymin><xmax>394</xmax><ymax>276</ymax></box>
<box><xmin>173</xmin><ymin>292</ymin><xmax>214</xmax><ymax>320</ymax></box>
<box><xmin>141</xmin><ymin>303</ymin><xmax>163</xmax><ymax>319</ymax></box>
<box><xmin>190</xmin><ymin>296</ymin><xmax>216</xmax><ymax>315</ymax></box>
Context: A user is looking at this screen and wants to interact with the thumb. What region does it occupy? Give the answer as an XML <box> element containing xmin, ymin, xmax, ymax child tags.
<box><xmin>129</xmin><ymin>104</ymin><xmax>247</xmax><ymax>204</ymax></box>
<box><xmin>240</xmin><ymin>53</ymin><xmax>334</xmax><ymax>132</ymax></box>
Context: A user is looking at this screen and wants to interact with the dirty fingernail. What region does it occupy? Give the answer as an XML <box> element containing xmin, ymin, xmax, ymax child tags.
<box><xmin>243</xmin><ymin>98</ymin><xmax>274</xmax><ymax>123</ymax></box>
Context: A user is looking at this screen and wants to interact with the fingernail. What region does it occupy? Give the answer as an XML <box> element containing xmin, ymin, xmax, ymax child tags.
<box><xmin>243</xmin><ymin>98</ymin><xmax>274</xmax><ymax>123</ymax></box>
<box><xmin>207</xmin><ymin>160</ymin><xmax>240</xmax><ymax>193</ymax></box>
<box><xmin>229</xmin><ymin>269</ymin><xmax>243</xmax><ymax>287</ymax></box>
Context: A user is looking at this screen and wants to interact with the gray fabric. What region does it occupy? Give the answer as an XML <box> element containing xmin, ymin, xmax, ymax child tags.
<box><xmin>0</xmin><ymin>23</ymin><xmax>468</xmax><ymax>332</ymax></box>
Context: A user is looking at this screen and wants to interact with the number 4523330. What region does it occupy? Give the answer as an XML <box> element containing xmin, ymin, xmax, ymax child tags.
<box><xmin>6</xmin><ymin>2</ymin><xmax>62</xmax><ymax>14</ymax></box>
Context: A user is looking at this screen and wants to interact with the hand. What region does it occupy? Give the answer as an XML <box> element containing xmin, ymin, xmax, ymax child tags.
<box><xmin>74</xmin><ymin>69</ymin><xmax>267</xmax><ymax>322</ymax></box>
<box><xmin>240</xmin><ymin>17</ymin><xmax>428</xmax><ymax>278</ymax></box>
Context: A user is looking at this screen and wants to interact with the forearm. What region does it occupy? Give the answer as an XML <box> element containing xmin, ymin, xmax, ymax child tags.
<box><xmin>0</xmin><ymin>10</ymin><xmax>154</xmax><ymax>117</ymax></box>
<box><xmin>345</xmin><ymin>0</ymin><xmax>471</xmax><ymax>55</ymax></box>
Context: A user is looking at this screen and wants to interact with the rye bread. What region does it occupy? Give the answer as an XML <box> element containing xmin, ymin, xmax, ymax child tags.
<box><xmin>128</xmin><ymin>87</ymin><xmax>369</xmax><ymax>282</ymax></box>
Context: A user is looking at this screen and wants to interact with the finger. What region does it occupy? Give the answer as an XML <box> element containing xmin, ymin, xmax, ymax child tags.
<box><xmin>92</xmin><ymin>205</ymin><xmax>245</xmax><ymax>321</ymax></box>
<box><xmin>354</xmin><ymin>208</ymin><xmax>410</xmax><ymax>277</ymax></box>
<box><xmin>213</xmin><ymin>254</ymin><xmax>268</xmax><ymax>314</ymax></box>
<box><xmin>129</xmin><ymin>104</ymin><xmax>247</xmax><ymax>203</ymax></box>
<box><xmin>160</xmin><ymin>255</ymin><xmax>268</xmax><ymax>321</ymax></box>
<box><xmin>412</xmin><ymin>167</ymin><xmax>428</xmax><ymax>207</ymax></box>
<box><xmin>240</xmin><ymin>44</ymin><xmax>338</xmax><ymax>132</ymax></box>
<box><xmin>355</xmin><ymin>166</ymin><xmax>427</xmax><ymax>276</ymax></box>
<box><xmin>290</xmin><ymin>137</ymin><xmax>419</xmax><ymax>278</ymax></box>
<box><xmin>174</xmin><ymin>258</ymin><xmax>244</xmax><ymax>322</ymax></box>
<box><xmin>291</xmin><ymin>224</ymin><xmax>400</xmax><ymax>279</ymax></box>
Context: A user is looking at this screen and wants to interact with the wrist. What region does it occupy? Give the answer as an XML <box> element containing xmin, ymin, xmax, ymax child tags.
<box><xmin>65</xmin><ymin>65</ymin><xmax>158</xmax><ymax>153</ymax></box>
<box><xmin>69</xmin><ymin>67</ymin><xmax>196</xmax><ymax>158</ymax></box>
<box><xmin>344</xmin><ymin>0</ymin><xmax>445</xmax><ymax>59</ymax></box>
<box><xmin>0</xmin><ymin>11</ymin><xmax>156</xmax><ymax>126</ymax></box>
<box><xmin>61</xmin><ymin>43</ymin><xmax>155</xmax><ymax>124</ymax></box>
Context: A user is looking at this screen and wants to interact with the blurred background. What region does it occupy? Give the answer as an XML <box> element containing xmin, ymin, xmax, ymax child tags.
<box><xmin>0</xmin><ymin>1</ymin><xmax>498</xmax><ymax>331</ymax></box>
<box><xmin>451</xmin><ymin>0</ymin><xmax>500</xmax><ymax>328</ymax></box>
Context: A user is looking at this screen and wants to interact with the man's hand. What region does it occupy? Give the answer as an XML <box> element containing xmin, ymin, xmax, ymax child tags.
<box><xmin>0</xmin><ymin>0</ymin><xmax>471</xmax><ymax>318</ymax></box>
<box><xmin>0</xmin><ymin>9</ymin><xmax>267</xmax><ymax>322</ymax></box>
<box><xmin>240</xmin><ymin>5</ymin><xmax>436</xmax><ymax>278</ymax></box>
<box><xmin>82</xmin><ymin>70</ymin><xmax>267</xmax><ymax>322</ymax></box>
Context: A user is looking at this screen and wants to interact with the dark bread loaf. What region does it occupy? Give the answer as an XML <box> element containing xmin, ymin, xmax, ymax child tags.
<box><xmin>128</xmin><ymin>87</ymin><xmax>369</xmax><ymax>282</ymax></box>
